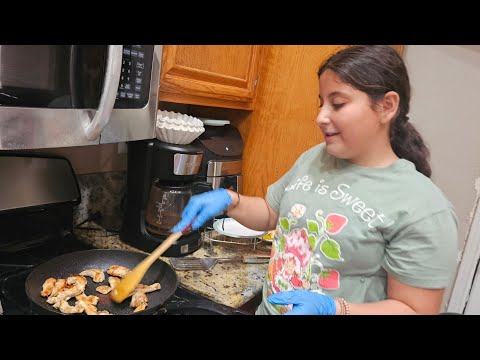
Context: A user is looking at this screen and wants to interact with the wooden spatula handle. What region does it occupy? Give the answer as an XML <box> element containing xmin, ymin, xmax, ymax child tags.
<box><xmin>110</xmin><ymin>230</ymin><xmax>184</xmax><ymax>303</ymax></box>
<box><xmin>149</xmin><ymin>231</ymin><xmax>183</xmax><ymax>263</ymax></box>
<box><xmin>141</xmin><ymin>223</ymin><xmax>191</xmax><ymax>268</ymax></box>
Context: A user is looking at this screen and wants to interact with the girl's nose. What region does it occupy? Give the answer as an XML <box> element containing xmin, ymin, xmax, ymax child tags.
<box><xmin>316</xmin><ymin>108</ymin><xmax>330</xmax><ymax>126</ymax></box>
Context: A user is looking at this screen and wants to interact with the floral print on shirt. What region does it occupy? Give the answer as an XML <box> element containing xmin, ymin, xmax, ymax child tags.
<box><xmin>267</xmin><ymin>204</ymin><xmax>348</xmax><ymax>313</ymax></box>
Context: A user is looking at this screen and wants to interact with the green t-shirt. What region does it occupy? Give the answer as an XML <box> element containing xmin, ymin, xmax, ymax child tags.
<box><xmin>256</xmin><ymin>143</ymin><xmax>458</xmax><ymax>315</ymax></box>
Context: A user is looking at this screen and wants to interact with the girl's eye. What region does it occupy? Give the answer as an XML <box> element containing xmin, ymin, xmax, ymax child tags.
<box><xmin>332</xmin><ymin>103</ymin><xmax>345</xmax><ymax>110</ymax></box>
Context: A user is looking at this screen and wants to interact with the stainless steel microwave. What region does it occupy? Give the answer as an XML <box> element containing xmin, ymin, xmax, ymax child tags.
<box><xmin>0</xmin><ymin>45</ymin><xmax>162</xmax><ymax>150</ymax></box>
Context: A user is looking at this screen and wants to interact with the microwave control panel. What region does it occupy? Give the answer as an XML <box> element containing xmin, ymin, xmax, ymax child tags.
<box><xmin>114</xmin><ymin>45</ymin><xmax>154</xmax><ymax>109</ymax></box>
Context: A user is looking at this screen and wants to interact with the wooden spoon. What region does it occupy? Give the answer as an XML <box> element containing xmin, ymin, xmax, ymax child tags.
<box><xmin>110</xmin><ymin>225</ymin><xmax>191</xmax><ymax>304</ymax></box>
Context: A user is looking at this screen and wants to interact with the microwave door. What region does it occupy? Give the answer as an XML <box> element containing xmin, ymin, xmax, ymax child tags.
<box><xmin>0</xmin><ymin>45</ymin><xmax>121</xmax><ymax>150</ymax></box>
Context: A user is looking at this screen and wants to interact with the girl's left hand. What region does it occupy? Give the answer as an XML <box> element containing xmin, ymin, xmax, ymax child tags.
<box><xmin>268</xmin><ymin>290</ymin><xmax>337</xmax><ymax>315</ymax></box>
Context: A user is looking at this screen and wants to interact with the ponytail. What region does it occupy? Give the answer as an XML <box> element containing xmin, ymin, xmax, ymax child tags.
<box><xmin>390</xmin><ymin>115</ymin><xmax>431</xmax><ymax>178</ymax></box>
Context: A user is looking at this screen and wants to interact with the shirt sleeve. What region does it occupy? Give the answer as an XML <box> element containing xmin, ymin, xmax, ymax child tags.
<box><xmin>266</xmin><ymin>151</ymin><xmax>307</xmax><ymax>213</ymax></box>
<box><xmin>381</xmin><ymin>208</ymin><xmax>458</xmax><ymax>289</ymax></box>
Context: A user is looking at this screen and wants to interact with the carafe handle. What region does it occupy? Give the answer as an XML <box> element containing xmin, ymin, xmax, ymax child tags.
<box><xmin>192</xmin><ymin>181</ymin><xmax>213</xmax><ymax>195</ymax></box>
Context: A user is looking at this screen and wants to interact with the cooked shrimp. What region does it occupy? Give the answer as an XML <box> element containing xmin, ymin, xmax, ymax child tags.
<box><xmin>130</xmin><ymin>291</ymin><xmax>148</xmax><ymax>309</ymax></box>
<box><xmin>108</xmin><ymin>276</ymin><xmax>121</xmax><ymax>289</ymax></box>
<box><xmin>97</xmin><ymin>310</ymin><xmax>112</xmax><ymax>315</ymax></box>
<box><xmin>40</xmin><ymin>278</ymin><xmax>56</xmax><ymax>297</ymax></box>
<box><xmin>94</xmin><ymin>276</ymin><xmax>121</xmax><ymax>295</ymax></box>
<box><xmin>135</xmin><ymin>283</ymin><xmax>161</xmax><ymax>293</ymax></box>
<box><xmin>79</xmin><ymin>269</ymin><xmax>105</xmax><ymax>283</ymax></box>
<box><xmin>67</xmin><ymin>275</ymin><xmax>88</xmax><ymax>291</ymax></box>
<box><xmin>46</xmin><ymin>295</ymin><xmax>61</xmax><ymax>304</ymax></box>
<box><xmin>127</xmin><ymin>283</ymin><xmax>161</xmax><ymax>311</ymax></box>
<box><xmin>106</xmin><ymin>265</ymin><xmax>130</xmax><ymax>278</ymax></box>
<box><xmin>133</xmin><ymin>303</ymin><xmax>147</xmax><ymax>313</ymax></box>
<box><xmin>53</xmin><ymin>300</ymin><xmax>84</xmax><ymax>314</ymax></box>
<box><xmin>47</xmin><ymin>275</ymin><xmax>88</xmax><ymax>304</ymax></box>
<box><xmin>43</xmin><ymin>265</ymin><xmax>159</xmax><ymax>315</ymax></box>
<box><xmin>75</xmin><ymin>297</ymin><xmax>99</xmax><ymax>315</ymax></box>
<box><xmin>96</xmin><ymin>285</ymin><xmax>112</xmax><ymax>295</ymax></box>
<box><xmin>75</xmin><ymin>293</ymin><xmax>99</xmax><ymax>306</ymax></box>
<box><xmin>50</xmin><ymin>279</ymin><xmax>66</xmax><ymax>297</ymax></box>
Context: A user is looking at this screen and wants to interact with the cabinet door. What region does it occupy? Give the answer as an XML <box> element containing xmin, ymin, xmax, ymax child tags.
<box><xmin>159</xmin><ymin>45</ymin><xmax>262</xmax><ymax>110</ymax></box>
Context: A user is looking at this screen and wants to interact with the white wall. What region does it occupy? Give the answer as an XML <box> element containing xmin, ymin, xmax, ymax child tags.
<box><xmin>404</xmin><ymin>45</ymin><xmax>480</xmax><ymax>309</ymax></box>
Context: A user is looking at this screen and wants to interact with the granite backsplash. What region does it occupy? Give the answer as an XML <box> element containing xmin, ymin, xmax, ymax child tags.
<box><xmin>73</xmin><ymin>171</ymin><xmax>127</xmax><ymax>232</ymax></box>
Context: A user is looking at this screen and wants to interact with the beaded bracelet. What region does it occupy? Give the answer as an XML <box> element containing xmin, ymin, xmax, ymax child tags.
<box><xmin>336</xmin><ymin>297</ymin><xmax>351</xmax><ymax>315</ymax></box>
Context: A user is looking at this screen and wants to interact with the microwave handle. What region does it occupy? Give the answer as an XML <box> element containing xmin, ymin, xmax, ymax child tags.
<box><xmin>82</xmin><ymin>45</ymin><xmax>122</xmax><ymax>141</ymax></box>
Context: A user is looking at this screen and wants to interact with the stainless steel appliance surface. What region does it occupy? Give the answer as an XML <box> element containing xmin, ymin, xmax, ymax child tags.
<box><xmin>0</xmin><ymin>45</ymin><xmax>161</xmax><ymax>149</ymax></box>
<box><xmin>0</xmin><ymin>155</ymin><xmax>80</xmax><ymax>213</ymax></box>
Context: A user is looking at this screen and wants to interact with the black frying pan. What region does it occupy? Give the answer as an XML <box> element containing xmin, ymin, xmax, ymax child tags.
<box><xmin>25</xmin><ymin>249</ymin><xmax>178</xmax><ymax>315</ymax></box>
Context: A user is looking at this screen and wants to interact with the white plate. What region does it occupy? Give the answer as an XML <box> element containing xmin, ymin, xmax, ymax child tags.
<box><xmin>213</xmin><ymin>218</ymin><xmax>267</xmax><ymax>238</ymax></box>
<box><xmin>199</xmin><ymin>118</ymin><xmax>230</xmax><ymax>126</ymax></box>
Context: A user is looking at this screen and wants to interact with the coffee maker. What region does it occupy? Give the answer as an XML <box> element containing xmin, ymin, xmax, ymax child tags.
<box><xmin>120</xmin><ymin>139</ymin><xmax>212</xmax><ymax>256</ymax></box>
<box><xmin>196</xmin><ymin>121</ymin><xmax>243</xmax><ymax>194</ymax></box>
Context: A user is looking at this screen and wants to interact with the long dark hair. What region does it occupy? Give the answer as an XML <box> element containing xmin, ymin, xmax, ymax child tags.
<box><xmin>318</xmin><ymin>45</ymin><xmax>431</xmax><ymax>178</ymax></box>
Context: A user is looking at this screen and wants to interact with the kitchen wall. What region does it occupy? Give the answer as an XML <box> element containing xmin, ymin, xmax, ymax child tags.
<box><xmin>404</xmin><ymin>45</ymin><xmax>480</xmax><ymax>308</ymax></box>
<box><xmin>405</xmin><ymin>45</ymin><xmax>480</xmax><ymax>253</ymax></box>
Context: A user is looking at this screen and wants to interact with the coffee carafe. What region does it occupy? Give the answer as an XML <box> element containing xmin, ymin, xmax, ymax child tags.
<box><xmin>120</xmin><ymin>139</ymin><xmax>212</xmax><ymax>256</ymax></box>
<box><xmin>145</xmin><ymin>181</ymin><xmax>210</xmax><ymax>236</ymax></box>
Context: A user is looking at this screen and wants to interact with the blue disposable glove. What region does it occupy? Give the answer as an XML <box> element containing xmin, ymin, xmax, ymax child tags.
<box><xmin>268</xmin><ymin>290</ymin><xmax>337</xmax><ymax>315</ymax></box>
<box><xmin>172</xmin><ymin>188</ymin><xmax>232</xmax><ymax>233</ymax></box>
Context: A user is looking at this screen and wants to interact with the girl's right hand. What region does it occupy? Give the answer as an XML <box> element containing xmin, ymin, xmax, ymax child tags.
<box><xmin>171</xmin><ymin>188</ymin><xmax>233</xmax><ymax>232</ymax></box>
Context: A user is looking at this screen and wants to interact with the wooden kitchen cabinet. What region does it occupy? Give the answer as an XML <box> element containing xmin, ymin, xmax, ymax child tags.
<box><xmin>158</xmin><ymin>45</ymin><xmax>263</xmax><ymax>110</ymax></box>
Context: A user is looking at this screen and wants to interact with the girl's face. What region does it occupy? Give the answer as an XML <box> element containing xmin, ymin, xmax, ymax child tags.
<box><xmin>316</xmin><ymin>70</ymin><xmax>391</xmax><ymax>164</ymax></box>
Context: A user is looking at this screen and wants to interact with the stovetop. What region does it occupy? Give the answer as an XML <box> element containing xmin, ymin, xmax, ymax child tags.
<box><xmin>0</xmin><ymin>231</ymin><xmax>91</xmax><ymax>315</ymax></box>
<box><xmin>0</xmin><ymin>232</ymin><xmax>248</xmax><ymax>315</ymax></box>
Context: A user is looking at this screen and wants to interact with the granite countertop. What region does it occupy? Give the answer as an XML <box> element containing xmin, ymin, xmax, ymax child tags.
<box><xmin>74</xmin><ymin>222</ymin><xmax>271</xmax><ymax>309</ymax></box>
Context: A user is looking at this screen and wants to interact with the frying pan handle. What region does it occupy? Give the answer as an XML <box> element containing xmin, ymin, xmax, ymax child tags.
<box><xmin>192</xmin><ymin>181</ymin><xmax>213</xmax><ymax>195</ymax></box>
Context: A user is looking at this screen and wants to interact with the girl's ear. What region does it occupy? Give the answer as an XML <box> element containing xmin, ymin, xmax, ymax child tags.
<box><xmin>380</xmin><ymin>91</ymin><xmax>400</xmax><ymax>125</ymax></box>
